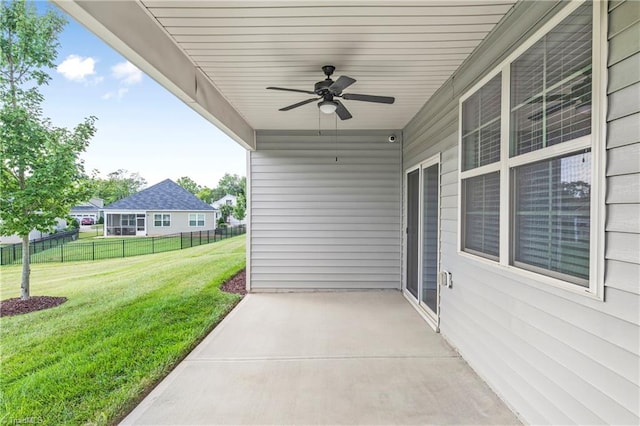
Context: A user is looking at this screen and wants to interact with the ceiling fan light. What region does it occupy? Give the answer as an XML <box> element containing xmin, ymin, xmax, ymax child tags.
<box><xmin>318</xmin><ymin>100</ymin><xmax>338</xmax><ymax>114</ymax></box>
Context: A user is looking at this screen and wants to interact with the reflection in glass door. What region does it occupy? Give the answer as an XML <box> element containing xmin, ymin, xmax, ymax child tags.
<box><xmin>421</xmin><ymin>163</ymin><xmax>439</xmax><ymax>315</ymax></box>
<box><xmin>406</xmin><ymin>169</ymin><xmax>420</xmax><ymax>299</ymax></box>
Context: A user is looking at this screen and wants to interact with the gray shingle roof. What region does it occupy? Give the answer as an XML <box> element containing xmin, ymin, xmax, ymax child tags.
<box><xmin>104</xmin><ymin>179</ymin><xmax>214</xmax><ymax>211</ymax></box>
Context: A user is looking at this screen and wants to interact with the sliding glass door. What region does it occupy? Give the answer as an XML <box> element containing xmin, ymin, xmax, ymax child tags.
<box><xmin>405</xmin><ymin>155</ymin><xmax>441</xmax><ymax>324</ymax></box>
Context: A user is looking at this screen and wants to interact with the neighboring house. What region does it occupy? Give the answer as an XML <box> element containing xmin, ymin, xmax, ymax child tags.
<box><xmin>54</xmin><ymin>1</ymin><xmax>640</xmax><ymax>424</ymax></box>
<box><xmin>0</xmin><ymin>219</ymin><xmax>68</xmax><ymax>245</ymax></box>
<box><xmin>69</xmin><ymin>197</ymin><xmax>104</xmax><ymax>223</ymax></box>
<box><xmin>211</xmin><ymin>194</ymin><xmax>245</xmax><ymax>226</ymax></box>
<box><xmin>102</xmin><ymin>179</ymin><xmax>215</xmax><ymax>237</ymax></box>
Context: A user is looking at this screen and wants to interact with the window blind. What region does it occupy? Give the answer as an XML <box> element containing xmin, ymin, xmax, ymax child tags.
<box><xmin>462</xmin><ymin>74</ymin><xmax>502</xmax><ymax>171</ymax></box>
<box><xmin>463</xmin><ymin>172</ymin><xmax>500</xmax><ymax>258</ymax></box>
<box><xmin>510</xmin><ymin>2</ymin><xmax>592</xmax><ymax>156</ymax></box>
<box><xmin>514</xmin><ymin>151</ymin><xmax>591</xmax><ymax>283</ymax></box>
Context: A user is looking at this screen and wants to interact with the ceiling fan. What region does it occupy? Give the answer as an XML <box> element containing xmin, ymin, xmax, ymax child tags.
<box><xmin>527</xmin><ymin>71</ymin><xmax>591</xmax><ymax>121</ymax></box>
<box><xmin>266</xmin><ymin>65</ymin><xmax>395</xmax><ymax>120</ymax></box>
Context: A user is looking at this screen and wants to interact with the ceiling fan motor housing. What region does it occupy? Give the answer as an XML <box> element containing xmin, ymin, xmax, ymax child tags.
<box><xmin>314</xmin><ymin>80</ymin><xmax>334</xmax><ymax>95</ymax></box>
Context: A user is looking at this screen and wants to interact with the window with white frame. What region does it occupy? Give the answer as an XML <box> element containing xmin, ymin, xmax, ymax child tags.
<box><xmin>189</xmin><ymin>213</ymin><xmax>205</xmax><ymax>227</ymax></box>
<box><xmin>459</xmin><ymin>1</ymin><xmax>600</xmax><ymax>289</ymax></box>
<box><xmin>461</xmin><ymin>74</ymin><xmax>502</xmax><ymax>259</ymax></box>
<box><xmin>154</xmin><ymin>214</ymin><xmax>170</xmax><ymax>227</ymax></box>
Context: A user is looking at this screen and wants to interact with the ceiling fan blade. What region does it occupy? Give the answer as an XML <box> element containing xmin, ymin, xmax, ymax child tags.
<box><xmin>342</xmin><ymin>93</ymin><xmax>395</xmax><ymax>104</ymax></box>
<box><xmin>527</xmin><ymin>100</ymin><xmax>573</xmax><ymax>121</ymax></box>
<box><xmin>279</xmin><ymin>98</ymin><xmax>319</xmax><ymax>111</ymax></box>
<box><xmin>267</xmin><ymin>86</ymin><xmax>316</xmax><ymax>95</ymax></box>
<box><xmin>329</xmin><ymin>76</ymin><xmax>356</xmax><ymax>93</ymax></box>
<box><xmin>335</xmin><ymin>100</ymin><xmax>352</xmax><ymax>120</ymax></box>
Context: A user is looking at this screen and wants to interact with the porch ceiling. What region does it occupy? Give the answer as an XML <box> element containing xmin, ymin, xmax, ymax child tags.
<box><xmin>54</xmin><ymin>0</ymin><xmax>516</xmax><ymax>145</ymax></box>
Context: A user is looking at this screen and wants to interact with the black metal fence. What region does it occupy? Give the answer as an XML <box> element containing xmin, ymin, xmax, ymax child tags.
<box><xmin>0</xmin><ymin>229</ymin><xmax>79</xmax><ymax>265</ymax></box>
<box><xmin>0</xmin><ymin>226</ymin><xmax>245</xmax><ymax>265</ymax></box>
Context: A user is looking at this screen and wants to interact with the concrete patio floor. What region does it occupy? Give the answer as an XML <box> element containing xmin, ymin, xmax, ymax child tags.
<box><xmin>121</xmin><ymin>291</ymin><xmax>520</xmax><ymax>425</ymax></box>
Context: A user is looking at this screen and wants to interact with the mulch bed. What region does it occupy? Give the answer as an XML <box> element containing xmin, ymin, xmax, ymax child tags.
<box><xmin>0</xmin><ymin>296</ymin><xmax>67</xmax><ymax>318</ymax></box>
<box><xmin>221</xmin><ymin>269</ymin><xmax>246</xmax><ymax>295</ymax></box>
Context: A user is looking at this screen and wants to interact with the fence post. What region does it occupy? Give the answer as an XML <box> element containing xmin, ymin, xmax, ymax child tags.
<box><xmin>190</xmin><ymin>232</ymin><xmax>193</xmax><ymax>248</ymax></box>
<box><xmin>152</xmin><ymin>237</ymin><xmax>155</xmax><ymax>254</ymax></box>
<box><xmin>13</xmin><ymin>245</ymin><xmax>16</xmax><ymax>264</ymax></box>
<box><xmin>61</xmin><ymin>244</ymin><xmax>64</xmax><ymax>263</ymax></box>
<box><xmin>122</xmin><ymin>239</ymin><xmax>125</xmax><ymax>258</ymax></box>
<box><xmin>92</xmin><ymin>241</ymin><xmax>95</xmax><ymax>261</ymax></box>
<box><xmin>180</xmin><ymin>233</ymin><xmax>183</xmax><ymax>249</ymax></box>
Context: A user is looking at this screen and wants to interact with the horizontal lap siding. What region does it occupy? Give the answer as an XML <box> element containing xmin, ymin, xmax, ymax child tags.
<box><xmin>402</xmin><ymin>1</ymin><xmax>639</xmax><ymax>424</ymax></box>
<box><xmin>250</xmin><ymin>130</ymin><xmax>402</xmax><ymax>289</ymax></box>
<box><xmin>607</xmin><ymin>3</ymin><xmax>640</xmax><ymax>300</ymax></box>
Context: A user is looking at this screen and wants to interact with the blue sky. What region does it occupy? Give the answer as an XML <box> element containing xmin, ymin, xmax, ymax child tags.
<box><xmin>39</xmin><ymin>2</ymin><xmax>246</xmax><ymax>189</ymax></box>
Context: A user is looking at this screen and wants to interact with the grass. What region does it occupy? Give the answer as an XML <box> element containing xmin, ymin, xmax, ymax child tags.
<box><xmin>78</xmin><ymin>224</ymin><xmax>104</xmax><ymax>240</ymax></box>
<box><xmin>0</xmin><ymin>236</ymin><xmax>246</xmax><ymax>425</ymax></box>
<box><xmin>30</xmin><ymin>235</ymin><xmax>183</xmax><ymax>262</ymax></box>
<box><xmin>7</xmin><ymin>230</ymin><xmax>242</xmax><ymax>264</ymax></box>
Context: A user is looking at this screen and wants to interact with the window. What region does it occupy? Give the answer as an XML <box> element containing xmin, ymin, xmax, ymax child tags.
<box><xmin>460</xmin><ymin>73</ymin><xmax>501</xmax><ymax>259</ymax></box>
<box><xmin>513</xmin><ymin>152</ymin><xmax>591</xmax><ymax>282</ymax></box>
<box><xmin>189</xmin><ymin>213</ymin><xmax>205</xmax><ymax>227</ymax></box>
<box><xmin>459</xmin><ymin>1</ymin><xmax>602</xmax><ymax>291</ymax></box>
<box><xmin>225</xmin><ymin>199</ymin><xmax>233</xmax><ymax>206</ymax></box>
<box><xmin>121</xmin><ymin>214</ymin><xmax>136</xmax><ymax>227</ymax></box>
<box><xmin>154</xmin><ymin>214</ymin><xmax>171</xmax><ymax>227</ymax></box>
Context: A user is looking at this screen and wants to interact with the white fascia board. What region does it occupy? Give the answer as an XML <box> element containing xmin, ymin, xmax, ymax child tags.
<box><xmin>51</xmin><ymin>0</ymin><xmax>255</xmax><ymax>151</ymax></box>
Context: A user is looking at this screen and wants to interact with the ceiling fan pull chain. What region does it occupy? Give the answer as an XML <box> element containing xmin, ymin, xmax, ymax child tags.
<box><xmin>335</xmin><ymin>113</ymin><xmax>338</xmax><ymax>163</ymax></box>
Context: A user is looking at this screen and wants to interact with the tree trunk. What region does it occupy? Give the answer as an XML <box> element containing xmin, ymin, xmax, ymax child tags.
<box><xmin>21</xmin><ymin>235</ymin><xmax>30</xmax><ymax>300</ymax></box>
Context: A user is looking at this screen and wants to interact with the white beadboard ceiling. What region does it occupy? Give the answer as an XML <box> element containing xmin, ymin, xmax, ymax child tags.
<box><xmin>137</xmin><ymin>0</ymin><xmax>516</xmax><ymax>131</ymax></box>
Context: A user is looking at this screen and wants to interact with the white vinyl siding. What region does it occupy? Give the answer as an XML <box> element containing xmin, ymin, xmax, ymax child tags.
<box><xmin>403</xmin><ymin>0</ymin><xmax>639</xmax><ymax>424</ymax></box>
<box><xmin>605</xmin><ymin>0</ymin><xmax>640</xmax><ymax>297</ymax></box>
<box><xmin>250</xmin><ymin>130</ymin><xmax>402</xmax><ymax>290</ymax></box>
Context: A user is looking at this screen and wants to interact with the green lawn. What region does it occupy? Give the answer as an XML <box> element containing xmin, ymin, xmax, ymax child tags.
<box><xmin>22</xmin><ymin>231</ymin><xmax>239</xmax><ymax>264</ymax></box>
<box><xmin>30</xmin><ymin>235</ymin><xmax>183</xmax><ymax>263</ymax></box>
<box><xmin>78</xmin><ymin>224</ymin><xmax>104</xmax><ymax>240</ymax></box>
<box><xmin>0</xmin><ymin>236</ymin><xmax>246</xmax><ymax>425</ymax></box>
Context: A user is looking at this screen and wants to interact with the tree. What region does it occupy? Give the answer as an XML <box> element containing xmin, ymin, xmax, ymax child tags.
<box><xmin>176</xmin><ymin>176</ymin><xmax>201</xmax><ymax>195</ymax></box>
<box><xmin>211</xmin><ymin>173</ymin><xmax>244</xmax><ymax>201</ymax></box>
<box><xmin>92</xmin><ymin>169</ymin><xmax>146</xmax><ymax>205</ymax></box>
<box><xmin>0</xmin><ymin>0</ymin><xmax>97</xmax><ymax>300</ymax></box>
<box><xmin>196</xmin><ymin>186</ymin><xmax>214</xmax><ymax>204</ymax></box>
<box><xmin>233</xmin><ymin>192</ymin><xmax>246</xmax><ymax>222</ymax></box>
<box><xmin>233</xmin><ymin>177</ymin><xmax>246</xmax><ymax>221</ymax></box>
<box><xmin>219</xmin><ymin>203</ymin><xmax>234</xmax><ymax>225</ymax></box>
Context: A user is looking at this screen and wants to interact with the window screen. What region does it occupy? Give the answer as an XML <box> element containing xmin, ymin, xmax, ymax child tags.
<box><xmin>513</xmin><ymin>151</ymin><xmax>591</xmax><ymax>283</ymax></box>
<box><xmin>462</xmin><ymin>74</ymin><xmax>502</xmax><ymax>171</ymax></box>
<box><xmin>463</xmin><ymin>172</ymin><xmax>500</xmax><ymax>258</ymax></box>
<box><xmin>510</xmin><ymin>2</ymin><xmax>592</xmax><ymax>156</ymax></box>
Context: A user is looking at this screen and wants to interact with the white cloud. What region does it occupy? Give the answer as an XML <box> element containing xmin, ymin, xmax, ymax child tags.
<box><xmin>101</xmin><ymin>87</ymin><xmax>129</xmax><ymax>101</ymax></box>
<box><xmin>111</xmin><ymin>61</ymin><xmax>143</xmax><ymax>85</ymax></box>
<box><xmin>57</xmin><ymin>55</ymin><xmax>97</xmax><ymax>82</ymax></box>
